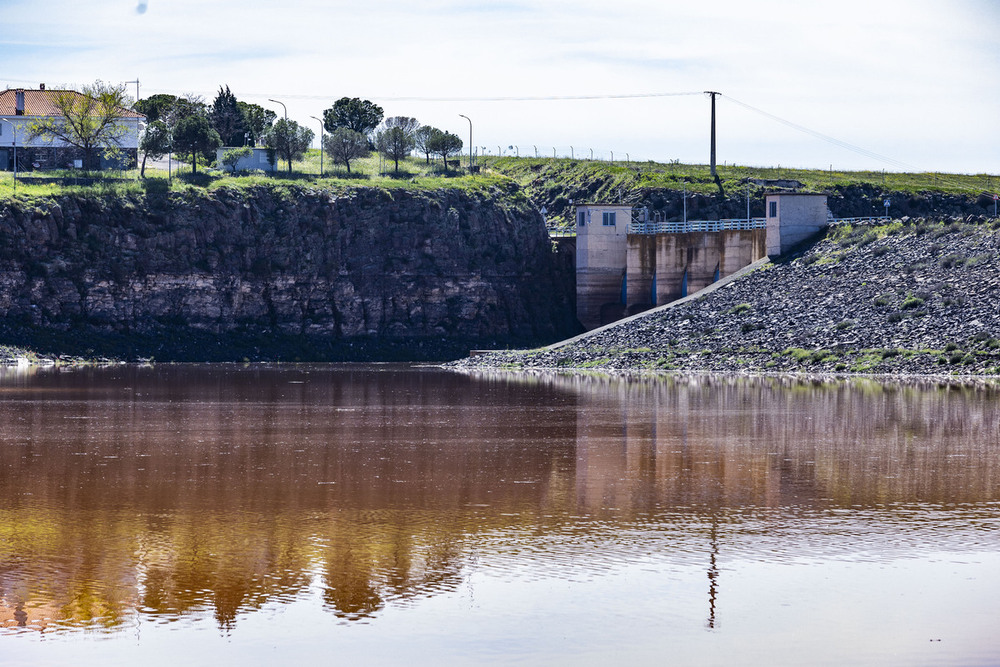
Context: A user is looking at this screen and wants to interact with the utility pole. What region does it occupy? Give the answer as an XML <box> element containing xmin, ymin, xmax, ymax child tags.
<box><xmin>705</xmin><ymin>91</ymin><xmax>720</xmax><ymax>178</ymax></box>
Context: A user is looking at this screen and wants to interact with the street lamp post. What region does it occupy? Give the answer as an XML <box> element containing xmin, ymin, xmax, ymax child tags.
<box><xmin>310</xmin><ymin>116</ymin><xmax>324</xmax><ymax>177</ymax></box>
<box><xmin>268</xmin><ymin>98</ymin><xmax>287</xmax><ymax>121</ymax></box>
<box><xmin>458</xmin><ymin>114</ymin><xmax>473</xmax><ymax>172</ymax></box>
<box><xmin>268</xmin><ymin>99</ymin><xmax>288</xmax><ymax>173</ymax></box>
<box><xmin>0</xmin><ymin>118</ymin><xmax>17</xmax><ymax>192</ymax></box>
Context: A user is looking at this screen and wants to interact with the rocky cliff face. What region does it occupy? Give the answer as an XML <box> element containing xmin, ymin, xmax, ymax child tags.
<box><xmin>0</xmin><ymin>183</ymin><xmax>578</xmax><ymax>360</ymax></box>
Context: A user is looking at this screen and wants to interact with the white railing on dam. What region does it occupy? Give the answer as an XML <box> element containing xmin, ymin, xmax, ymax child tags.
<box><xmin>547</xmin><ymin>217</ymin><xmax>768</xmax><ymax>237</ymax></box>
<box><xmin>628</xmin><ymin>218</ymin><xmax>767</xmax><ymax>234</ymax></box>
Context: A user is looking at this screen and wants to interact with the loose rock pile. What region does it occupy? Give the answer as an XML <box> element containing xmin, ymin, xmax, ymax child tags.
<box><xmin>455</xmin><ymin>218</ymin><xmax>1000</xmax><ymax>376</ymax></box>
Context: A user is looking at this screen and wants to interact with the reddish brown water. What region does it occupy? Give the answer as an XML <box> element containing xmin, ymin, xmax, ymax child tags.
<box><xmin>1</xmin><ymin>365</ymin><xmax>999</xmax><ymax>665</ymax></box>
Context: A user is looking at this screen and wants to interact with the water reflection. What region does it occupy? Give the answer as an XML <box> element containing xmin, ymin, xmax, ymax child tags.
<box><xmin>1</xmin><ymin>365</ymin><xmax>999</xmax><ymax>638</ymax></box>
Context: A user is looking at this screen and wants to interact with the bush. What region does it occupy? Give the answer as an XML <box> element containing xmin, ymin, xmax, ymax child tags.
<box><xmin>939</xmin><ymin>253</ymin><xmax>967</xmax><ymax>269</ymax></box>
<box><xmin>728</xmin><ymin>303</ymin><xmax>752</xmax><ymax>315</ymax></box>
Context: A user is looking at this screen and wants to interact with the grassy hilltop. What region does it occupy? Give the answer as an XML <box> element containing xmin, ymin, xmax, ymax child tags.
<box><xmin>477</xmin><ymin>157</ymin><xmax>999</xmax><ymax>230</ymax></box>
<box><xmin>2</xmin><ymin>151</ymin><xmax>995</xmax><ymax>210</ymax></box>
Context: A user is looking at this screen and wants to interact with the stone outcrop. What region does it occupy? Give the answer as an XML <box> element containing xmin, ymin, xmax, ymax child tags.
<box><xmin>0</xmin><ymin>184</ymin><xmax>578</xmax><ymax>360</ymax></box>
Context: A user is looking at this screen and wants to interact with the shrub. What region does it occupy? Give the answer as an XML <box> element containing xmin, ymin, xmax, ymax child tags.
<box><xmin>728</xmin><ymin>303</ymin><xmax>752</xmax><ymax>315</ymax></box>
<box><xmin>939</xmin><ymin>253</ymin><xmax>966</xmax><ymax>269</ymax></box>
<box><xmin>901</xmin><ymin>295</ymin><xmax>925</xmax><ymax>310</ymax></box>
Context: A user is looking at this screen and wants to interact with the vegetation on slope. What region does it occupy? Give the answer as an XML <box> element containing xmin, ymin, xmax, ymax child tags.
<box><xmin>479</xmin><ymin>157</ymin><xmax>1000</xmax><ymax>230</ymax></box>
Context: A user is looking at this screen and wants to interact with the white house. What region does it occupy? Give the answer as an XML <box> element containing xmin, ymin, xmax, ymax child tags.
<box><xmin>0</xmin><ymin>84</ymin><xmax>143</xmax><ymax>171</ymax></box>
<box><xmin>215</xmin><ymin>146</ymin><xmax>277</xmax><ymax>173</ymax></box>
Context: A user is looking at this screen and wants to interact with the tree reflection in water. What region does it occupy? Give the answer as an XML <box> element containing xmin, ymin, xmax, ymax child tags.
<box><xmin>0</xmin><ymin>365</ymin><xmax>998</xmax><ymax>633</ymax></box>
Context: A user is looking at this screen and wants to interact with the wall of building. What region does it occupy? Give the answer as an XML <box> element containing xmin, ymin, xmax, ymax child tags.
<box><xmin>626</xmin><ymin>229</ymin><xmax>766</xmax><ymax>314</ymax></box>
<box><xmin>215</xmin><ymin>147</ymin><xmax>276</xmax><ymax>173</ymax></box>
<box><xmin>575</xmin><ymin>204</ymin><xmax>630</xmax><ymax>329</ymax></box>
<box><xmin>765</xmin><ymin>193</ymin><xmax>829</xmax><ymax>257</ymax></box>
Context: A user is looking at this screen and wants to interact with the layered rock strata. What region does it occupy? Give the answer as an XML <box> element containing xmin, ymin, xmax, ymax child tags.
<box><xmin>0</xmin><ymin>184</ymin><xmax>577</xmax><ymax>360</ymax></box>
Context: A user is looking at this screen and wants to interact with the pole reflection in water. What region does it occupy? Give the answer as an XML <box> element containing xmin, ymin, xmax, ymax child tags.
<box><xmin>0</xmin><ymin>365</ymin><xmax>999</xmax><ymax>666</ymax></box>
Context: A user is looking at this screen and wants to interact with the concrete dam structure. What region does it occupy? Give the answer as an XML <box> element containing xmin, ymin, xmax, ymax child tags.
<box><xmin>575</xmin><ymin>193</ymin><xmax>829</xmax><ymax>330</ymax></box>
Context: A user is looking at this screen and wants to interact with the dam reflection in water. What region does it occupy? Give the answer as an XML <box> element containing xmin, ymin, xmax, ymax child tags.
<box><xmin>1</xmin><ymin>365</ymin><xmax>999</xmax><ymax>665</ymax></box>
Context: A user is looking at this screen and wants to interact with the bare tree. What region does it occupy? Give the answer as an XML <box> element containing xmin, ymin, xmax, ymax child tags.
<box><xmin>28</xmin><ymin>80</ymin><xmax>135</xmax><ymax>169</ymax></box>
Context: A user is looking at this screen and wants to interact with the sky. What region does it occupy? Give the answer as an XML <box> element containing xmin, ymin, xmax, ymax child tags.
<box><xmin>2</xmin><ymin>0</ymin><xmax>999</xmax><ymax>174</ymax></box>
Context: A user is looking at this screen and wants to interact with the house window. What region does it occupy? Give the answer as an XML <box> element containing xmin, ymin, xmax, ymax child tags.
<box><xmin>768</xmin><ymin>201</ymin><xmax>778</xmax><ymax>218</ymax></box>
<box><xmin>578</xmin><ymin>211</ymin><xmax>586</xmax><ymax>226</ymax></box>
<box><xmin>603</xmin><ymin>211</ymin><xmax>616</xmax><ymax>226</ymax></box>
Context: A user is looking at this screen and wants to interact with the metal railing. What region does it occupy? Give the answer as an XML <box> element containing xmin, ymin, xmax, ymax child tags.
<box><xmin>628</xmin><ymin>218</ymin><xmax>767</xmax><ymax>234</ymax></box>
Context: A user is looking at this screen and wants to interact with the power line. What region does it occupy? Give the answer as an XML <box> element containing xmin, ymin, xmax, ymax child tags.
<box><xmin>723</xmin><ymin>94</ymin><xmax>995</xmax><ymax>192</ymax></box>
<box><xmin>367</xmin><ymin>91</ymin><xmax>705</xmax><ymax>102</ymax></box>
<box><xmin>146</xmin><ymin>88</ymin><xmax>705</xmax><ymax>103</ymax></box>
<box><xmin>721</xmin><ymin>94</ymin><xmax>916</xmax><ymax>171</ymax></box>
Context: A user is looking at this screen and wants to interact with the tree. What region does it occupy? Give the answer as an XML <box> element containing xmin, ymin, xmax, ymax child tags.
<box><xmin>324</xmin><ymin>128</ymin><xmax>369</xmax><ymax>174</ymax></box>
<box><xmin>427</xmin><ymin>130</ymin><xmax>463</xmax><ymax>170</ymax></box>
<box><xmin>27</xmin><ymin>80</ymin><xmax>134</xmax><ymax>170</ymax></box>
<box><xmin>138</xmin><ymin>119</ymin><xmax>171</xmax><ymax>178</ymax></box>
<box><xmin>210</xmin><ymin>85</ymin><xmax>248</xmax><ymax>147</ymax></box>
<box><xmin>135</xmin><ymin>93</ymin><xmax>180</xmax><ymax>123</ymax></box>
<box><xmin>237</xmin><ymin>101</ymin><xmax>276</xmax><ymax>146</ymax></box>
<box><xmin>164</xmin><ymin>95</ymin><xmax>207</xmax><ymax>125</ymax></box>
<box><xmin>322</xmin><ymin>97</ymin><xmax>383</xmax><ymax>137</ymax></box>
<box><xmin>264</xmin><ymin>118</ymin><xmax>314</xmax><ymax>174</ymax></box>
<box><xmin>221</xmin><ymin>146</ymin><xmax>253</xmax><ymax>174</ymax></box>
<box><xmin>172</xmin><ymin>114</ymin><xmax>221</xmax><ymax>173</ymax></box>
<box><xmin>414</xmin><ymin>125</ymin><xmax>438</xmax><ymax>165</ymax></box>
<box><xmin>375</xmin><ymin>116</ymin><xmax>418</xmax><ymax>174</ymax></box>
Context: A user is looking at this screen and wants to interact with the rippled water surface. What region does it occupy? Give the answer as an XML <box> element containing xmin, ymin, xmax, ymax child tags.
<box><xmin>1</xmin><ymin>365</ymin><xmax>999</xmax><ymax>665</ymax></box>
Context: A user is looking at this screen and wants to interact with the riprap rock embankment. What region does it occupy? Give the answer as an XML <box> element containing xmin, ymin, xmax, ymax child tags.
<box><xmin>456</xmin><ymin>218</ymin><xmax>1000</xmax><ymax>375</ymax></box>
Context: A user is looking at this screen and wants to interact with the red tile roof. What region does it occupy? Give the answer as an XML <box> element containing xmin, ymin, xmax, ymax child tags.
<box><xmin>0</xmin><ymin>88</ymin><xmax>143</xmax><ymax>118</ymax></box>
